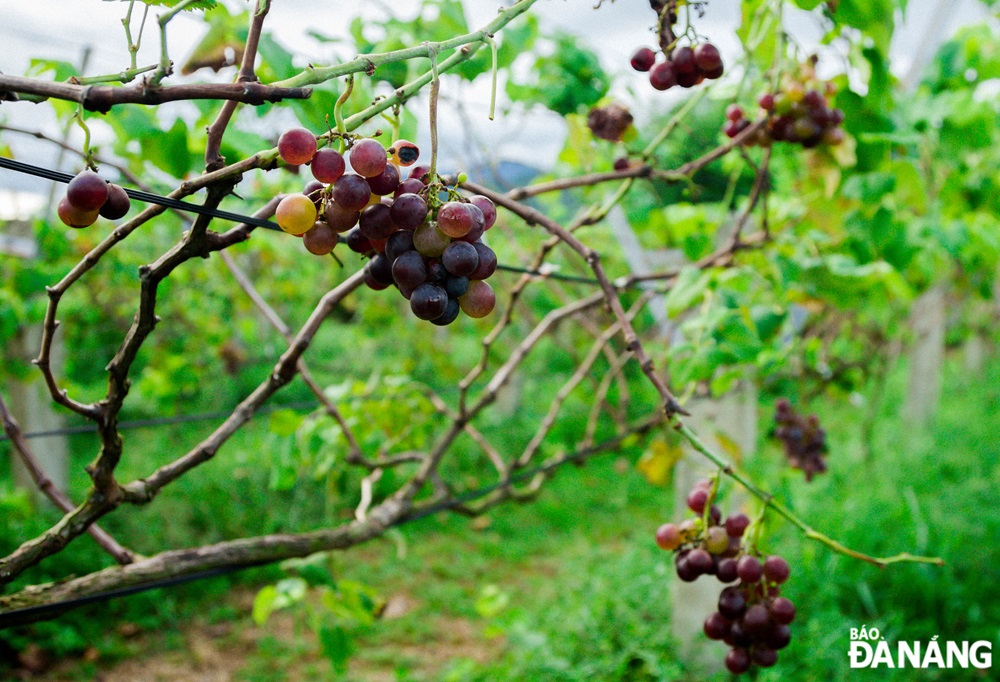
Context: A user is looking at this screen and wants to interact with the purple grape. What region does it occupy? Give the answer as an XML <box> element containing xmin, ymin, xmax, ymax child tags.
<box><xmin>630</xmin><ymin>47</ymin><xmax>656</xmax><ymax>72</ymax></box>
<box><xmin>444</xmin><ymin>275</ymin><xmax>469</xmax><ymax>298</ymax></box>
<box><xmin>725</xmin><ymin>513</ymin><xmax>750</xmax><ymax>537</ymax></box>
<box><xmin>767</xmin><ymin>624</ymin><xmax>792</xmax><ymax>650</ymax></box>
<box><xmin>392</xmin><ymin>251</ymin><xmax>428</xmax><ymax>289</ymax></box>
<box><xmin>430</xmin><ymin>297</ymin><xmax>461</xmax><ymax>326</ymax></box>
<box><xmin>649</xmin><ymin>61</ymin><xmax>677</xmax><ymax>91</ymax></box>
<box><xmin>725</xmin><ymin>648</ymin><xmax>751</xmax><ymax>674</ymax></box>
<box><xmin>333</xmin><ymin>174</ymin><xmax>372</xmax><ymax>211</ymax></box>
<box><xmin>98</xmin><ymin>183</ymin><xmax>130</xmax><ymax>220</ymax></box>
<box><xmin>693</xmin><ymin>43</ymin><xmax>722</xmax><ymax>72</ymax></box>
<box><xmin>468</xmin><ymin>242</ymin><xmax>497</xmax><ymax>280</ymax></box>
<box><xmin>66</xmin><ymin>170</ymin><xmax>108</xmax><ymax>211</ymax></box>
<box><xmin>359</xmin><ymin>203</ymin><xmax>394</xmax><ymax>240</ymax></box>
<box><xmin>687</xmin><ymin>548</ymin><xmax>714</xmax><ymax>575</ymax></box>
<box><xmin>442</xmin><ymin>241</ymin><xmax>479</xmax><ymax>277</ymax></box>
<box><xmin>741</xmin><ymin>604</ymin><xmax>772</xmax><ymax>635</ymax></box>
<box><xmin>385</xmin><ymin>230</ymin><xmax>415</xmax><ymax>263</ymax></box>
<box><xmin>718</xmin><ymin>586</ymin><xmax>746</xmax><ymax>619</ymax></box>
<box><xmin>437</xmin><ymin>201</ymin><xmax>475</xmax><ymax>238</ymax></box>
<box><xmin>367</xmin><ymin>252</ymin><xmax>394</xmax><ymax>285</ymax></box>
<box><xmin>345</xmin><ymin>227</ymin><xmax>373</xmax><ymax>254</ymax></box>
<box><xmin>763</xmin><ymin>556</ymin><xmax>790</xmax><ymax>584</ymax></box>
<box><xmin>671</xmin><ymin>46</ymin><xmax>696</xmax><ymax>74</ymax></box>
<box><xmin>703</xmin><ymin>612</ymin><xmax>731</xmax><ymax>640</ymax></box>
<box><xmin>753</xmin><ymin>646</ymin><xmax>778</xmax><ymax>667</ymax></box>
<box><xmin>394</xmin><ymin>178</ymin><xmax>425</xmax><ymax>198</ymax></box>
<box><xmin>366</xmin><ymin>163</ymin><xmax>399</xmax><ymax>196</ymax></box>
<box><xmin>717</xmin><ymin>557</ymin><xmax>738</xmax><ymax>583</ymax></box>
<box><xmin>389</xmin><ymin>193</ymin><xmax>428</xmax><ymax>231</ymax></box>
<box><xmin>768</xmin><ymin>597</ymin><xmax>795</xmax><ymax>625</ymax></box>
<box><xmin>410</xmin><ymin>283</ymin><xmax>448</xmax><ymax>320</ymax></box>
<box><xmin>324</xmin><ymin>200</ymin><xmax>360</xmax><ymax>232</ymax></box>
<box><xmin>736</xmin><ymin>555</ymin><xmax>764</xmax><ymax>583</ymax></box>
<box><xmin>469</xmin><ymin>195</ymin><xmax>497</xmax><ymax>230</ymax></box>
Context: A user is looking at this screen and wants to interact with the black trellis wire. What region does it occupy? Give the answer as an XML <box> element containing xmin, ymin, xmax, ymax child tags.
<box><xmin>0</xmin><ymin>156</ymin><xmax>621</xmax><ymax>288</ymax></box>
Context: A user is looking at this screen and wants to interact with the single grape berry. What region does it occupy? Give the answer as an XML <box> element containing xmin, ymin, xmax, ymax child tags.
<box><xmin>687</xmin><ymin>486</ymin><xmax>709</xmax><ymax>514</ymax></box>
<box><xmin>412</xmin><ymin>221</ymin><xmax>451</xmax><ymax>257</ymax></box>
<box><xmin>303</xmin><ymin>222</ymin><xmax>338</xmax><ymax>256</ymax></box>
<box><xmin>767</xmin><ymin>624</ymin><xmax>792</xmax><ymax>650</ymax></box>
<box><xmin>703</xmin><ymin>612</ymin><xmax>731</xmax><ymax>640</ymax></box>
<box><xmin>649</xmin><ymin>61</ymin><xmax>677</xmax><ymax>91</ymax></box>
<box><xmin>725</xmin><ymin>513</ymin><xmax>751</xmax><ymax>537</ymax></box>
<box><xmin>753</xmin><ymin>646</ymin><xmax>779</xmax><ymax>667</ymax></box>
<box><xmin>725</xmin><ymin>104</ymin><xmax>744</xmax><ymax>122</ymax></box>
<box><xmin>468</xmin><ymin>242</ymin><xmax>497</xmax><ymax>280</ymax></box>
<box><xmin>392</xmin><ymin>251</ymin><xmax>428</xmax><ymax>289</ymax></box>
<box><xmin>394</xmin><ymin>178</ymin><xmax>425</xmax><ymax>198</ymax></box>
<box><xmin>333</xmin><ymin>174</ymin><xmax>373</xmax><ymax>212</ymax></box>
<box><xmin>367</xmin><ymin>252</ymin><xmax>394</xmax><ymax>286</ymax></box>
<box><xmin>742</xmin><ymin>604</ymin><xmax>772</xmax><ymax>635</ymax></box>
<box><xmin>388</xmin><ymin>139</ymin><xmax>420</xmax><ymax>167</ymax></box>
<box><xmin>468</xmin><ymin>196</ymin><xmax>497</xmax><ymax>230</ymax></box>
<box><xmin>768</xmin><ymin>596</ymin><xmax>796</xmax><ymax>625</ymax></box>
<box><xmin>458</xmin><ymin>280</ymin><xmax>495</xmax><ymax>318</ymax></box>
<box><xmin>671</xmin><ymin>46</ymin><xmax>697</xmax><ymax>74</ymax></box>
<box><xmin>325</xmin><ymin>201</ymin><xmax>361</xmax><ymax>232</ymax></box>
<box><xmin>725</xmin><ymin>648</ymin><xmax>752</xmax><ymax>674</ymax></box>
<box><xmin>687</xmin><ymin>548</ymin><xmax>714</xmax><ymax>575</ymax></box>
<box><xmin>758</xmin><ymin>92</ymin><xmax>776</xmax><ymax>111</ymax></box>
<box><xmin>385</xmin><ymin>231</ymin><xmax>415</xmax><ymax>263</ymax></box>
<box><xmin>675</xmin><ymin>554</ymin><xmax>699</xmax><ymax>583</ymax></box>
<box><xmin>311</xmin><ymin>148</ymin><xmax>346</xmax><ymax>184</ymax></box>
<box><xmin>694</xmin><ymin>43</ymin><xmax>723</xmax><ymax>72</ymax></box>
<box><xmin>345</xmin><ymin>227</ymin><xmax>373</xmax><ymax>254</ymax></box>
<box><xmin>430</xmin><ymin>297</ymin><xmax>461</xmax><ymax>326</ymax></box>
<box><xmin>437</xmin><ymin>202</ymin><xmax>475</xmax><ymax>238</ymax></box>
<box><xmin>349</xmin><ymin>138</ymin><xmax>388</xmax><ymax>178</ymax></box>
<box><xmin>705</xmin><ymin>526</ymin><xmax>730</xmax><ymax>555</ymax></box>
<box><xmin>736</xmin><ymin>555</ymin><xmax>764</xmax><ymax>583</ymax></box>
<box><xmin>363</xmin><ymin>267</ymin><xmax>391</xmax><ymax>291</ymax></box>
<box><xmin>444</xmin><ymin>275</ymin><xmax>470</xmax><ymax>299</ymax></box>
<box><xmin>390</xmin><ymin>193</ymin><xmax>429</xmax><ymax>231</ymax></box>
<box><xmin>277</xmin><ymin>128</ymin><xmax>317</xmax><ymax>166</ymax></box>
<box><xmin>763</xmin><ymin>556</ymin><xmax>790</xmax><ymax>584</ymax></box>
<box><xmin>655</xmin><ymin>523</ymin><xmax>682</xmax><ymax>551</ymax></box>
<box><xmin>66</xmin><ymin>170</ymin><xmax>109</xmax><ymax>211</ymax></box>
<box><xmin>57</xmin><ymin>196</ymin><xmax>99</xmax><ymax>228</ymax></box>
<box><xmin>630</xmin><ymin>47</ymin><xmax>657</xmax><ymax>72</ymax></box>
<box><xmin>359</xmin><ymin>204</ymin><xmax>395</xmax><ymax>241</ymax></box>
<box><xmin>718</xmin><ymin>586</ymin><xmax>747</xmax><ymax>619</ymax></box>
<box><xmin>717</xmin><ymin>557</ymin><xmax>738</xmax><ymax>583</ymax></box>
<box><xmin>366</xmin><ymin>163</ymin><xmax>400</xmax><ymax>196</ymax></box>
<box><xmin>275</xmin><ymin>194</ymin><xmax>318</xmax><ymax>235</ymax></box>
<box><xmin>99</xmin><ymin>183</ymin><xmax>131</xmax><ymax>220</ymax></box>
<box><xmin>410</xmin><ymin>282</ymin><xmax>449</xmax><ymax>320</ymax></box>
<box><xmin>442</xmin><ymin>241</ymin><xmax>480</xmax><ymax>278</ymax></box>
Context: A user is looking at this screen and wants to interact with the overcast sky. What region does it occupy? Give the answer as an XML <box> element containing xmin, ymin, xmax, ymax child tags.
<box><xmin>0</xmin><ymin>0</ymin><xmax>994</xmax><ymax>205</ymax></box>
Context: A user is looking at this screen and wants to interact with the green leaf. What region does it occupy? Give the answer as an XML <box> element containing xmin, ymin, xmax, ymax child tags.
<box><xmin>664</xmin><ymin>267</ymin><xmax>710</xmax><ymax>316</ymax></box>
<box><xmin>144</xmin><ymin>118</ymin><xmax>193</xmax><ymax>178</ymax></box>
<box><xmin>318</xmin><ymin>624</ymin><xmax>354</xmax><ymax>672</ymax></box>
<box><xmin>268</xmin><ymin>409</ymin><xmax>304</xmax><ymax>437</ymax></box>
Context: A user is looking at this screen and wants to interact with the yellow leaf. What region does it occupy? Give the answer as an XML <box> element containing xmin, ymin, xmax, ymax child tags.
<box><xmin>636</xmin><ymin>439</ymin><xmax>682</xmax><ymax>486</ymax></box>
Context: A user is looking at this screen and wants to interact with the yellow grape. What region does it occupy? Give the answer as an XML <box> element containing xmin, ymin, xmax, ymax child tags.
<box><xmin>276</xmin><ymin>194</ymin><xmax>318</xmax><ymax>235</ymax></box>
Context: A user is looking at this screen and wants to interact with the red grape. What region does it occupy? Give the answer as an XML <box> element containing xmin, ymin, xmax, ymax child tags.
<box><xmin>630</xmin><ymin>47</ymin><xmax>656</xmax><ymax>72</ymax></box>
<box><xmin>311</xmin><ymin>148</ymin><xmax>345</xmax><ymax>184</ymax></box>
<box><xmin>278</xmin><ymin>127</ymin><xmax>317</xmax><ymax>165</ymax></box>
<box><xmin>99</xmin><ymin>183</ymin><xmax>131</xmax><ymax>220</ymax></box>
<box><xmin>66</xmin><ymin>170</ymin><xmax>109</xmax><ymax>211</ymax></box>
<box><xmin>349</xmin><ymin>138</ymin><xmax>387</xmax><ymax>178</ymax></box>
<box><xmin>303</xmin><ymin>222</ymin><xmax>337</xmax><ymax>255</ymax></box>
<box><xmin>57</xmin><ymin>196</ymin><xmax>99</xmax><ymax>228</ymax></box>
<box><xmin>458</xmin><ymin>280</ymin><xmax>495</xmax><ymax>318</ymax></box>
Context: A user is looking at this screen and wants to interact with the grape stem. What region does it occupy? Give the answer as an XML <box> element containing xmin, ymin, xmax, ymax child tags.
<box><xmin>334</xmin><ymin>76</ymin><xmax>354</xmax><ymax>152</ymax></box>
<box><xmin>672</xmin><ymin>421</ymin><xmax>945</xmax><ymax>567</ymax></box>
<box><xmin>152</xmin><ymin>0</ymin><xmax>202</xmax><ymax>86</ymax></box>
<box><xmin>426</xmin><ymin>44</ymin><xmax>441</xmax><ymax>179</ymax></box>
<box><xmin>484</xmin><ymin>33</ymin><xmax>498</xmax><ymax>121</ymax></box>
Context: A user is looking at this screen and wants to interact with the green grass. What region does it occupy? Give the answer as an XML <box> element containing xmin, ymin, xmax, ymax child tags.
<box><xmin>2</xmin><ymin>353</ymin><xmax>999</xmax><ymax>681</ymax></box>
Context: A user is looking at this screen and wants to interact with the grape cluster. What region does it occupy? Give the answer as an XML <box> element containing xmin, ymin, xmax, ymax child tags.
<box><xmin>57</xmin><ymin>170</ymin><xmax>132</xmax><ymax>229</ymax></box>
<box><xmin>773</xmin><ymin>399</ymin><xmax>828</xmax><ymax>481</ymax></box>
<box><xmin>723</xmin><ymin>74</ymin><xmax>845</xmax><ymax>148</ymax></box>
<box><xmin>630</xmin><ymin>42</ymin><xmax>725</xmax><ymax>91</ymax></box>
<box><xmin>274</xmin><ymin>127</ymin><xmax>498</xmax><ymax>325</ymax></box>
<box><xmin>655</xmin><ymin>479</ymin><xmax>795</xmax><ymax>674</ymax></box>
